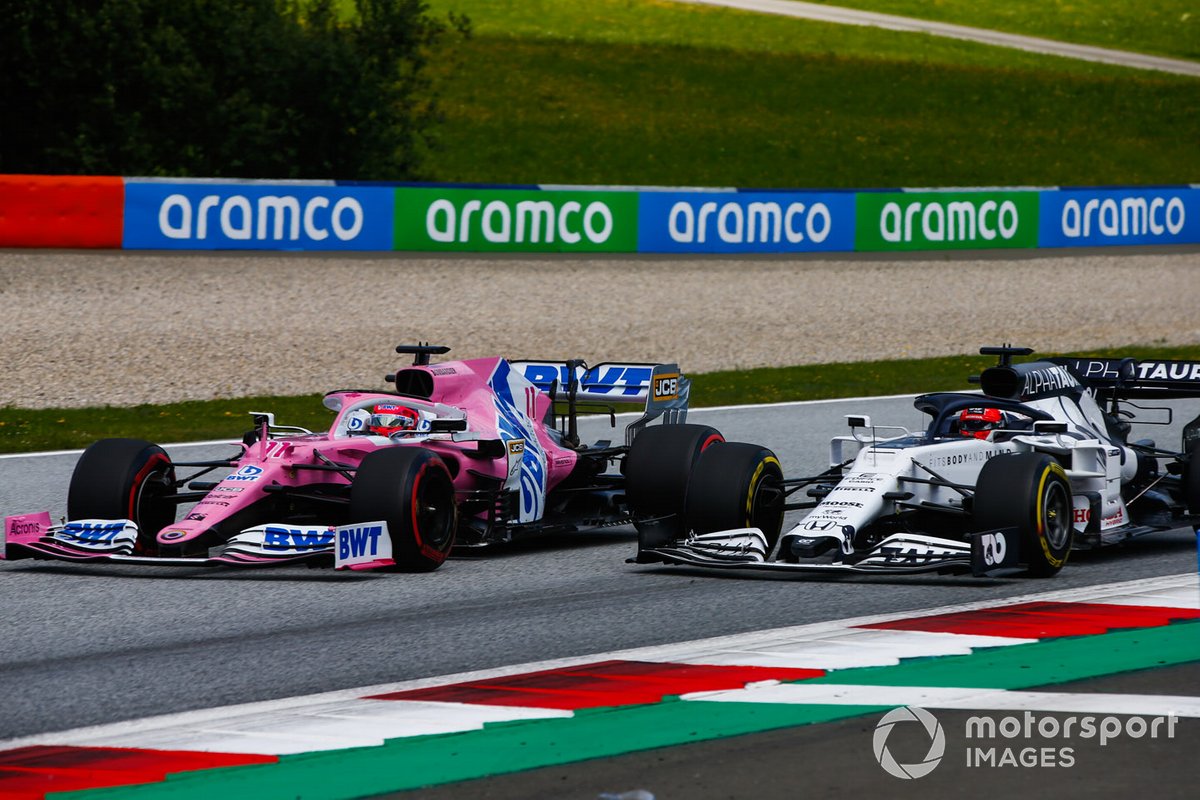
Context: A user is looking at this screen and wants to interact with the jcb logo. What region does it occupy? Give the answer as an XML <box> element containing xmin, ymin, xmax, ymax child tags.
<box><xmin>507</xmin><ymin>440</ymin><xmax>525</xmax><ymax>456</ymax></box>
<box><xmin>653</xmin><ymin>374</ymin><xmax>679</xmax><ymax>400</ymax></box>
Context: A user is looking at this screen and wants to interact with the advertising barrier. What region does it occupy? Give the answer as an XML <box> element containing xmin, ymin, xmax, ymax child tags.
<box><xmin>637</xmin><ymin>190</ymin><xmax>855</xmax><ymax>253</ymax></box>
<box><xmin>123</xmin><ymin>180</ymin><xmax>394</xmax><ymax>250</ymax></box>
<box><xmin>0</xmin><ymin>175</ymin><xmax>1196</xmax><ymax>253</ymax></box>
<box><xmin>1039</xmin><ymin>186</ymin><xmax>1199</xmax><ymax>247</ymax></box>
<box><xmin>393</xmin><ymin>187</ymin><xmax>638</xmax><ymax>252</ymax></box>
<box><xmin>0</xmin><ymin>175</ymin><xmax>123</xmax><ymax>248</ymax></box>
<box><xmin>856</xmin><ymin>190</ymin><xmax>1040</xmax><ymax>251</ymax></box>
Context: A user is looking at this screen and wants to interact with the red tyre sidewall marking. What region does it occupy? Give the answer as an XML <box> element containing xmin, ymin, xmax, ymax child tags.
<box><xmin>127</xmin><ymin>453</ymin><xmax>170</xmax><ymax>551</ymax></box>
<box><xmin>411</xmin><ymin>460</ymin><xmax>449</xmax><ymax>563</ymax></box>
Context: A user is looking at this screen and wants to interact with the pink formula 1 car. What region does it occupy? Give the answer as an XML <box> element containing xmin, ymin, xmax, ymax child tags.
<box><xmin>2</xmin><ymin>345</ymin><xmax>777</xmax><ymax>572</ymax></box>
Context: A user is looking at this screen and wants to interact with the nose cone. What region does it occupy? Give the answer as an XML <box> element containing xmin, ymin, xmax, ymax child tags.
<box><xmin>156</xmin><ymin>519</ymin><xmax>211</xmax><ymax>547</ymax></box>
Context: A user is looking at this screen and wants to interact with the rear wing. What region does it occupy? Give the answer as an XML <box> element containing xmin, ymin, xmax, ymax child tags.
<box><xmin>513</xmin><ymin>361</ymin><xmax>683</xmax><ymax>404</ymax></box>
<box><xmin>1050</xmin><ymin>357</ymin><xmax>1200</xmax><ymax>399</ymax></box>
<box><xmin>512</xmin><ymin>360</ymin><xmax>690</xmax><ymax>445</ymax></box>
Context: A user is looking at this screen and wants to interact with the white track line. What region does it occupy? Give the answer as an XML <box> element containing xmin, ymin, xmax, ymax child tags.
<box><xmin>686</xmin><ymin>684</ymin><xmax>1200</xmax><ymax>718</ymax></box>
<box><xmin>672</xmin><ymin>0</ymin><xmax>1200</xmax><ymax>77</ymax></box>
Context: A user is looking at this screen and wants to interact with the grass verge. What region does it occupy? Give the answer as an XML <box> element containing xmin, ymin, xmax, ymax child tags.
<box><xmin>414</xmin><ymin>0</ymin><xmax>1199</xmax><ymax>187</ymax></box>
<box><xmin>3</xmin><ymin>344</ymin><xmax>1198</xmax><ymax>454</ymax></box>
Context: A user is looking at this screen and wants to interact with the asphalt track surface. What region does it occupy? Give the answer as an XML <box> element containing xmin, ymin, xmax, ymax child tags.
<box><xmin>674</xmin><ymin>0</ymin><xmax>1200</xmax><ymax>77</ymax></box>
<box><xmin>1</xmin><ymin>393</ymin><xmax>1196</xmax><ymax>751</ymax></box>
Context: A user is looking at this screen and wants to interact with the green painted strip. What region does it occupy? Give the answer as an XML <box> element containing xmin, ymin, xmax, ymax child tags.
<box><xmin>54</xmin><ymin>621</ymin><xmax>1200</xmax><ymax>800</ymax></box>
<box><xmin>808</xmin><ymin>620</ymin><xmax>1200</xmax><ymax>689</ymax></box>
<box><xmin>50</xmin><ymin>702</ymin><xmax>888</xmax><ymax>799</ymax></box>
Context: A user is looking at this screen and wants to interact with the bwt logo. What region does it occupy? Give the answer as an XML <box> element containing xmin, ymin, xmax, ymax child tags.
<box><xmin>264</xmin><ymin>527</ymin><xmax>335</xmax><ymax>551</ymax></box>
<box><xmin>157</xmin><ymin>194</ymin><xmax>365</xmax><ymax>242</ymax></box>
<box><xmin>226</xmin><ymin>465</ymin><xmax>264</xmax><ymax>482</ymax></box>
<box><xmin>520</xmin><ymin>363</ymin><xmax>654</xmax><ymax>397</ymax></box>
<box><xmin>67</xmin><ymin>522</ymin><xmax>127</xmax><ymax>542</ymax></box>
<box><xmin>338</xmin><ymin>525</ymin><xmax>385</xmax><ymax>559</ymax></box>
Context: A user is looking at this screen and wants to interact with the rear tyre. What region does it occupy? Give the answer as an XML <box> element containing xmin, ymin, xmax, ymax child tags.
<box><xmin>685</xmin><ymin>442</ymin><xmax>786</xmax><ymax>551</ymax></box>
<box><xmin>350</xmin><ymin>448</ymin><xmax>457</xmax><ymax>571</ymax></box>
<box><xmin>625</xmin><ymin>423</ymin><xmax>724</xmax><ymax>552</ymax></box>
<box><xmin>973</xmin><ymin>453</ymin><xmax>1072</xmax><ymax>578</ymax></box>
<box><xmin>67</xmin><ymin>438</ymin><xmax>177</xmax><ymax>552</ymax></box>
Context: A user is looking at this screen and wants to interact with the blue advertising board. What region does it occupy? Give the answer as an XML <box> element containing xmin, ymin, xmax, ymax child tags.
<box><xmin>123</xmin><ymin>181</ymin><xmax>394</xmax><ymax>250</ymax></box>
<box><xmin>637</xmin><ymin>191</ymin><xmax>855</xmax><ymax>253</ymax></box>
<box><xmin>1038</xmin><ymin>186</ymin><xmax>1200</xmax><ymax>248</ymax></box>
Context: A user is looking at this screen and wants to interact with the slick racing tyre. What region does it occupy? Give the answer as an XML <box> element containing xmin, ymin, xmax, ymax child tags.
<box><xmin>974</xmin><ymin>453</ymin><xmax>1072</xmax><ymax>578</ymax></box>
<box><xmin>350</xmin><ymin>447</ymin><xmax>457</xmax><ymax>571</ymax></box>
<box><xmin>1184</xmin><ymin>440</ymin><xmax>1200</xmax><ymax>515</ymax></box>
<box><xmin>625</xmin><ymin>423</ymin><xmax>724</xmax><ymax>553</ymax></box>
<box><xmin>685</xmin><ymin>442</ymin><xmax>786</xmax><ymax>550</ymax></box>
<box><xmin>67</xmin><ymin>438</ymin><xmax>177</xmax><ymax>552</ymax></box>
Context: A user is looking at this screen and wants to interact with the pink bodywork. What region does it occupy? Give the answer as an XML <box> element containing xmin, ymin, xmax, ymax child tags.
<box><xmin>3</xmin><ymin>512</ymin><xmax>52</xmax><ymax>556</ymax></box>
<box><xmin>155</xmin><ymin>356</ymin><xmax>580</xmax><ymax>549</ymax></box>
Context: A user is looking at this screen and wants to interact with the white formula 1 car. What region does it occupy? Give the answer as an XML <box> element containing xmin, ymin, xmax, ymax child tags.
<box><xmin>635</xmin><ymin>347</ymin><xmax>1200</xmax><ymax>578</ymax></box>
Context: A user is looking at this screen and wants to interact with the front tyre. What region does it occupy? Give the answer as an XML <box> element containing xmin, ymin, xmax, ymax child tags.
<box><xmin>67</xmin><ymin>438</ymin><xmax>177</xmax><ymax>552</ymax></box>
<box><xmin>685</xmin><ymin>442</ymin><xmax>786</xmax><ymax>551</ymax></box>
<box><xmin>1183</xmin><ymin>440</ymin><xmax>1200</xmax><ymax>515</ymax></box>
<box><xmin>350</xmin><ymin>448</ymin><xmax>457</xmax><ymax>572</ymax></box>
<box><xmin>625</xmin><ymin>423</ymin><xmax>724</xmax><ymax>554</ymax></box>
<box><xmin>973</xmin><ymin>453</ymin><xmax>1072</xmax><ymax>578</ymax></box>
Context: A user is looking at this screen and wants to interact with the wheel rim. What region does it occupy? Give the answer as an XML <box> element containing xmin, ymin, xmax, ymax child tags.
<box><xmin>415</xmin><ymin>468</ymin><xmax>455</xmax><ymax>551</ymax></box>
<box><xmin>1042</xmin><ymin>479</ymin><xmax>1071</xmax><ymax>550</ymax></box>
<box><xmin>134</xmin><ymin>465</ymin><xmax>175</xmax><ymax>538</ymax></box>
<box><xmin>750</xmin><ymin>471</ymin><xmax>785</xmax><ymax>534</ymax></box>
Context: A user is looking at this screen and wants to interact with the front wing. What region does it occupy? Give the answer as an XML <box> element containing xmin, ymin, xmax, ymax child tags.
<box><xmin>2</xmin><ymin>518</ymin><xmax>394</xmax><ymax>570</ymax></box>
<box><xmin>641</xmin><ymin>528</ymin><xmax>1021</xmax><ymax>576</ymax></box>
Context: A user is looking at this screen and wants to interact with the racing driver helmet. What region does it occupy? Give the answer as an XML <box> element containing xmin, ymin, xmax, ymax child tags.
<box><xmin>367</xmin><ymin>403</ymin><xmax>421</xmax><ymax>437</ymax></box>
<box><xmin>958</xmin><ymin>407</ymin><xmax>1004</xmax><ymax>439</ymax></box>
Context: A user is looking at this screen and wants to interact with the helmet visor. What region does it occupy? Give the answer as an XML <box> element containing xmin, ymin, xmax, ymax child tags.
<box><xmin>370</xmin><ymin>413</ymin><xmax>417</xmax><ymax>430</ymax></box>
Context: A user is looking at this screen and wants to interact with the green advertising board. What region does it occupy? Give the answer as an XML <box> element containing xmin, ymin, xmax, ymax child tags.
<box><xmin>394</xmin><ymin>187</ymin><xmax>638</xmax><ymax>252</ymax></box>
<box><xmin>856</xmin><ymin>191</ymin><xmax>1039</xmax><ymax>251</ymax></box>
